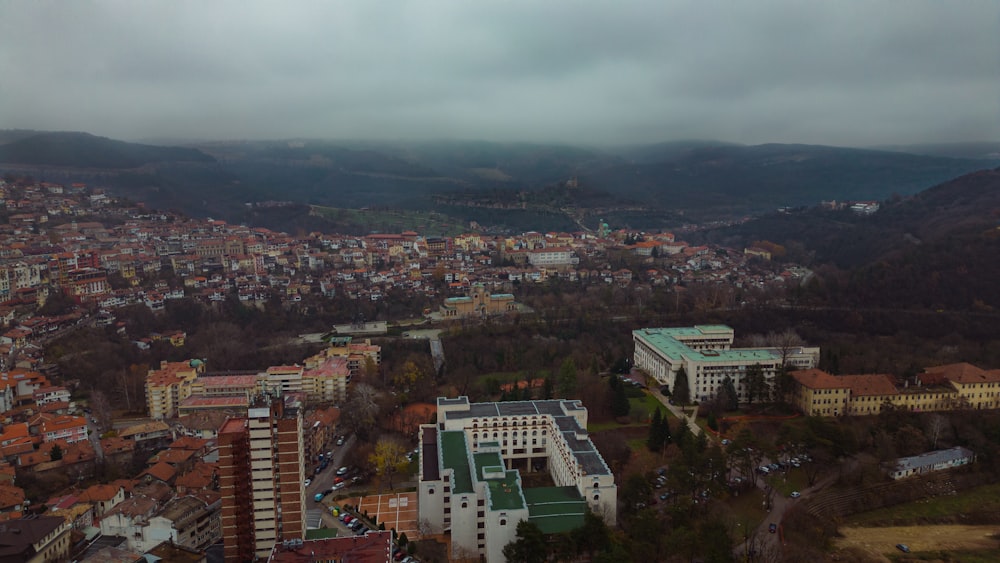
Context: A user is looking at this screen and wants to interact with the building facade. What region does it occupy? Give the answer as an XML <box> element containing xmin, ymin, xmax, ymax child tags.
<box><xmin>145</xmin><ymin>360</ymin><xmax>205</xmax><ymax>419</ymax></box>
<box><xmin>788</xmin><ymin>363</ymin><xmax>1000</xmax><ymax>417</ymax></box>
<box><xmin>419</xmin><ymin>397</ymin><xmax>616</xmax><ymax>562</ymax></box>
<box><xmin>633</xmin><ymin>325</ymin><xmax>819</xmax><ymax>403</ymax></box>
<box><xmin>439</xmin><ymin>283</ymin><xmax>517</xmax><ymax>319</ymax></box>
<box><xmin>218</xmin><ymin>395</ymin><xmax>306</xmax><ymax>561</ymax></box>
<box><xmin>890</xmin><ymin>446</ymin><xmax>975</xmax><ymax>480</ymax></box>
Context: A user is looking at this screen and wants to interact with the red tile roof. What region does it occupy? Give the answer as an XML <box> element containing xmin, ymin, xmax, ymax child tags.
<box><xmin>140</xmin><ymin>461</ymin><xmax>177</xmax><ymax>484</ymax></box>
<box><xmin>840</xmin><ymin>374</ymin><xmax>899</xmax><ymax>397</ymax></box>
<box><xmin>268</xmin><ymin>532</ymin><xmax>393</xmax><ymax>563</ymax></box>
<box><xmin>789</xmin><ymin>369</ymin><xmax>850</xmax><ymax>389</ymax></box>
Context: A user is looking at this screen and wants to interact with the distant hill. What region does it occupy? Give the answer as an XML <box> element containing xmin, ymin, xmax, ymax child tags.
<box><xmin>0</xmin><ymin>131</ymin><xmax>215</xmax><ymax>168</ymax></box>
<box><xmin>698</xmin><ymin>167</ymin><xmax>1000</xmax><ymax>311</ymax></box>
<box><xmin>870</xmin><ymin>142</ymin><xmax>1000</xmax><ymax>160</ymax></box>
<box><xmin>579</xmin><ymin>143</ymin><xmax>997</xmax><ymax>218</ymax></box>
<box><xmin>2</xmin><ymin>131</ymin><xmax>996</xmax><ymax>233</ymax></box>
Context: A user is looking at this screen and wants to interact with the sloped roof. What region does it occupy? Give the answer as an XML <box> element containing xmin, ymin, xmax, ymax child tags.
<box><xmin>923</xmin><ymin>362</ymin><xmax>985</xmax><ymax>381</ymax></box>
<box><xmin>840</xmin><ymin>374</ymin><xmax>899</xmax><ymax>397</ymax></box>
<box><xmin>78</xmin><ymin>484</ymin><xmax>122</xmax><ymax>503</ymax></box>
<box><xmin>790</xmin><ymin>369</ymin><xmax>851</xmax><ymax>389</ymax></box>
<box><xmin>119</xmin><ymin>420</ymin><xmax>170</xmax><ymax>439</ymax></box>
<box><xmin>140</xmin><ymin>461</ymin><xmax>177</xmax><ymax>484</ymax></box>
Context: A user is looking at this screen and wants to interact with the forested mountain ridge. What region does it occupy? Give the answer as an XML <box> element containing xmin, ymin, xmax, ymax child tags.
<box><xmin>0</xmin><ymin>131</ymin><xmax>214</xmax><ymax>168</ymax></box>
<box><xmin>698</xmin><ymin>167</ymin><xmax>1000</xmax><ymax>311</ymax></box>
<box><xmin>1</xmin><ymin>130</ymin><xmax>996</xmax><ymax>233</ymax></box>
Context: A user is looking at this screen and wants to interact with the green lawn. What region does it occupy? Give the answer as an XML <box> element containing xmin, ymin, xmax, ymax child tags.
<box><xmin>721</xmin><ymin>489</ymin><xmax>769</xmax><ymax>541</ymax></box>
<box><xmin>629</xmin><ymin>392</ymin><xmax>665</xmax><ymax>422</ymax></box>
<box><xmin>845</xmin><ymin>482</ymin><xmax>1000</xmax><ymax>526</ymax></box>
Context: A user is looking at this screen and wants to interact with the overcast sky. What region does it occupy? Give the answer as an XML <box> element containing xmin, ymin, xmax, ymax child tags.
<box><xmin>1</xmin><ymin>1</ymin><xmax>997</xmax><ymax>146</ymax></box>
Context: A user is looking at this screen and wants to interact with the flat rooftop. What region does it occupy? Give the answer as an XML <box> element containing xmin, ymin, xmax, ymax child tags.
<box><xmin>523</xmin><ymin>486</ymin><xmax>587</xmax><ymax>534</ymax></box>
<box><xmin>634</xmin><ymin>328</ymin><xmax>777</xmax><ymax>364</ymax></box>
<box><xmin>442</xmin><ymin>399</ymin><xmax>583</xmax><ymax>420</ymax></box>
<box><xmin>474</xmin><ymin>451</ymin><xmax>526</xmax><ymax>511</ymax></box>
<box><xmin>440</xmin><ymin>431</ymin><xmax>473</xmax><ymax>494</ymax></box>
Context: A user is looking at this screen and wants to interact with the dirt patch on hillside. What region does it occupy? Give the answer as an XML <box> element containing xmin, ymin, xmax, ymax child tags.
<box><xmin>835</xmin><ymin>525</ymin><xmax>1000</xmax><ymax>556</ymax></box>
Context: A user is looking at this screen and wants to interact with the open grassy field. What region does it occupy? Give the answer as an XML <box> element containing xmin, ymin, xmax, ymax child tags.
<box><xmin>844</xmin><ymin>482</ymin><xmax>1000</xmax><ymax>527</ymax></box>
<box><xmin>835</xmin><ymin>525</ymin><xmax>1000</xmax><ymax>558</ymax></box>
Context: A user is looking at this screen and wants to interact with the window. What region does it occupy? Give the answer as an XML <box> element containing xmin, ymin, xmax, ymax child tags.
<box><xmin>428</xmin><ymin>488</ymin><xmax>434</xmax><ymax>495</ymax></box>
<box><xmin>500</xmin><ymin>518</ymin><xmax>507</xmax><ymax>526</ymax></box>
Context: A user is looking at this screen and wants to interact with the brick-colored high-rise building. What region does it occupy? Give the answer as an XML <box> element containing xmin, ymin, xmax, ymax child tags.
<box><xmin>218</xmin><ymin>394</ymin><xmax>306</xmax><ymax>561</ymax></box>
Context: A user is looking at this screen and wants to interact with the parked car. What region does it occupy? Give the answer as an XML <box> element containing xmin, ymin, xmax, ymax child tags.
<box><xmin>336</xmin><ymin>466</ymin><xmax>349</xmax><ymax>476</ymax></box>
<box><xmin>789</xmin><ymin>491</ymin><xmax>801</xmax><ymax>499</ymax></box>
<box><xmin>769</xmin><ymin>523</ymin><xmax>777</xmax><ymax>534</ymax></box>
<box><xmin>304</xmin><ymin>479</ymin><xmax>311</xmax><ymax>487</ymax></box>
<box><xmin>895</xmin><ymin>544</ymin><xmax>910</xmax><ymax>553</ymax></box>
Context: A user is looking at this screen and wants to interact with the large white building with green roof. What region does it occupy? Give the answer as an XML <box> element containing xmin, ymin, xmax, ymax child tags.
<box><xmin>419</xmin><ymin>397</ymin><xmax>616</xmax><ymax>561</ymax></box>
<box><xmin>633</xmin><ymin>325</ymin><xmax>819</xmax><ymax>403</ymax></box>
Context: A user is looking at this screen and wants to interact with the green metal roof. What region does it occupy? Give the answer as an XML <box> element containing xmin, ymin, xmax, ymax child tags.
<box><xmin>440</xmin><ymin>431</ymin><xmax>474</xmax><ymax>494</ymax></box>
<box><xmin>473</xmin><ymin>451</ymin><xmax>526</xmax><ymax>511</ymax></box>
<box><xmin>523</xmin><ymin>486</ymin><xmax>587</xmax><ymax>534</ymax></box>
<box><xmin>634</xmin><ymin>328</ymin><xmax>777</xmax><ymax>364</ymax></box>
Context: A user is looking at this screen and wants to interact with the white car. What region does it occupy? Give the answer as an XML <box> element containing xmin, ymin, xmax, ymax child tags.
<box><xmin>305</xmin><ymin>479</ymin><xmax>312</xmax><ymax>487</ymax></box>
<box><xmin>789</xmin><ymin>491</ymin><xmax>801</xmax><ymax>499</ymax></box>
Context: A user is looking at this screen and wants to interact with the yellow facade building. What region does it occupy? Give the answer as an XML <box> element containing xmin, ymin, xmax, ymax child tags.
<box><xmin>145</xmin><ymin>360</ymin><xmax>205</xmax><ymax>420</ymax></box>
<box><xmin>790</xmin><ymin>362</ymin><xmax>1000</xmax><ymax>417</ymax></box>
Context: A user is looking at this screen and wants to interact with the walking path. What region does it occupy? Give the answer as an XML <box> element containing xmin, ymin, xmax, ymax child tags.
<box><xmin>647</xmin><ymin>384</ymin><xmax>703</xmax><ymax>438</ymax></box>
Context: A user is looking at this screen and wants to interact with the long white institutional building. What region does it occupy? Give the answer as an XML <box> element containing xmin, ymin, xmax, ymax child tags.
<box><xmin>419</xmin><ymin>397</ymin><xmax>617</xmax><ymax>562</ymax></box>
<box><xmin>633</xmin><ymin>325</ymin><xmax>819</xmax><ymax>403</ymax></box>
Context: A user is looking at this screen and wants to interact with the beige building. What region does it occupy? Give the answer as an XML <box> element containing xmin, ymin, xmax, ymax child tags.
<box><xmin>440</xmin><ymin>283</ymin><xmax>517</xmax><ymax>319</ymax></box>
<box><xmin>145</xmin><ymin>360</ymin><xmax>205</xmax><ymax>420</ymax></box>
<box><xmin>633</xmin><ymin>325</ymin><xmax>819</xmax><ymax>403</ymax></box>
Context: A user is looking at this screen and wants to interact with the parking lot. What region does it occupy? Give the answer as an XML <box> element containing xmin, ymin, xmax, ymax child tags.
<box><xmin>341</xmin><ymin>491</ymin><xmax>420</xmax><ymax>538</ymax></box>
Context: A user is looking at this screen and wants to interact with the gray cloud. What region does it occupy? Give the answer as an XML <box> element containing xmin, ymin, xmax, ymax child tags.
<box><xmin>0</xmin><ymin>0</ymin><xmax>997</xmax><ymax>145</ymax></box>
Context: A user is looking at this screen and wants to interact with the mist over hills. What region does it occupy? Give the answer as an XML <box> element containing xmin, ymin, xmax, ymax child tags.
<box><xmin>0</xmin><ymin>131</ymin><xmax>214</xmax><ymax>169</ymax></box>
<box><xmin>1</xmin><ymin>130</ymin><xmax>996</xmax><ymax>234</ymax></box>
<box><xmin>695</xmin><ymin>166</ymin><xmax>1000</xmax><ymax>311</ymax></box>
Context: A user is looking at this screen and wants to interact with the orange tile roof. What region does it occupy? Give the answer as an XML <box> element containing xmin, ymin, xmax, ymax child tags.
<box><xmin>167</xmin><ymin>436</ymin><xmax>208</xmax><ymax>451</ymax></box>
<box><xmin>789</xmin><ymin>369</ymin><xmax>851</xmax><ymax>389</ymax></box>
<box><xmin>0</xmin><ymin>423</ymin><xmax>30</xmax><ymax>444</ymax></box>
<box><xmin>148</xmin><ymin>448</ymin><xmax>194</xmax><ymax>466</ymax></box>
<box><xmin>0</xmin><ymin>484</ymin><xmax>25</xmax><ymax>510</ymax></box>
<box><xmin>100</xmin><ymin>437</ymin><xmax>135</xmax><ymax>455</ymax></box>
<box><xmin>141</xmin><ymin>461</ymin><xmax>177</xmax><ymax>484</ymax></box>
<box><xmin>40</xmin><ymin>415</ymin><xmax>87</xmax><ymax>435</ymax></box>
<box><xmin>78</xmin><ymin>484</ymin><xmax>121</xmax><ymax>503</ymax></box>
<box><xmin>840</xmin><ymin>374</ymin><xmax>899</xmax><ymax>397</ymax></box>
<box><xmin>923</xmin><ymin>362</ymin><xmax>987</xmax><ymax>383</ymax></box>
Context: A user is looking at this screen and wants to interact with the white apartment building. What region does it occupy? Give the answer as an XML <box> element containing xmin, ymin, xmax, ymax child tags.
<box><xmin>633</xmin><ymin>325</ymin><xmax>819</xmax><ymax>403</ymax></box>
<box><xmin>526</xmin><ymin>247</ymin><xmax>577</xmax><ymax>268</ymax></box>
<box><xmin>419</xmin><ymin>397</ymin><xmax>617</xmax><ymax>562</ymax></box>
